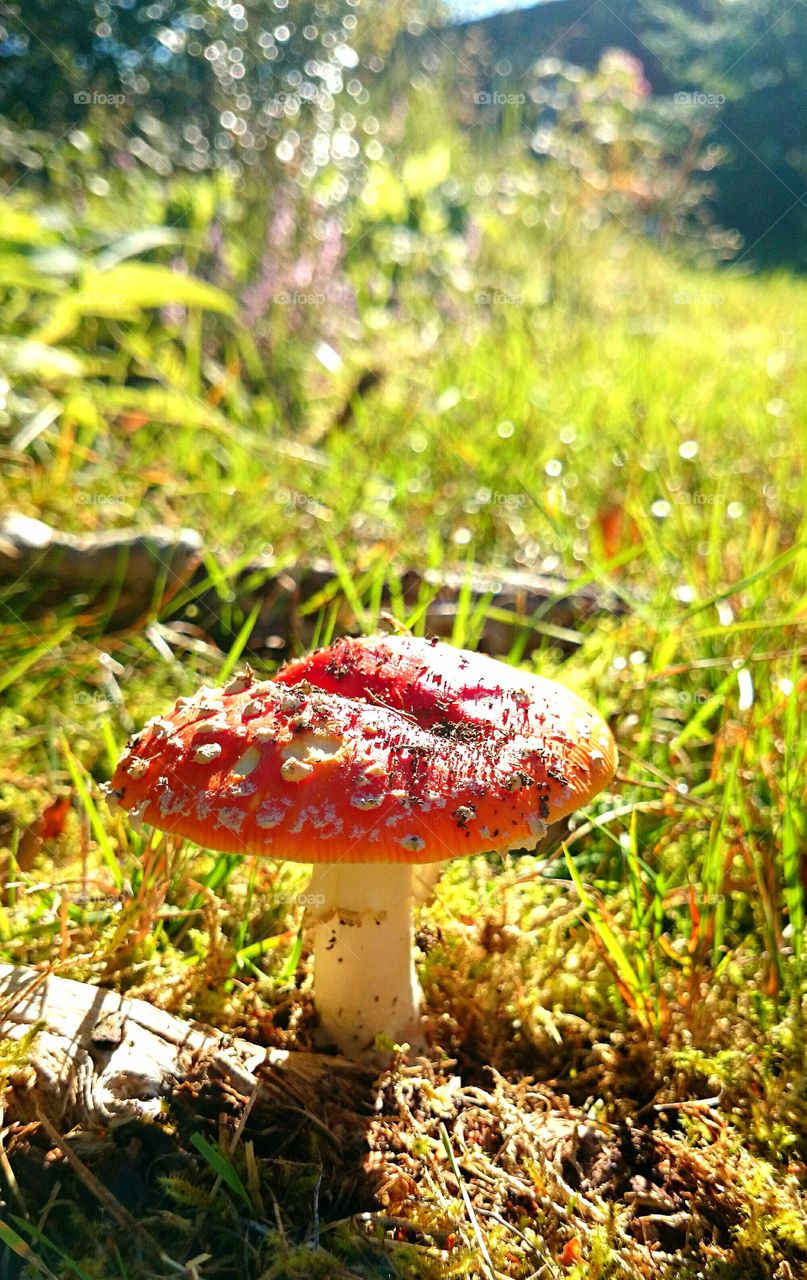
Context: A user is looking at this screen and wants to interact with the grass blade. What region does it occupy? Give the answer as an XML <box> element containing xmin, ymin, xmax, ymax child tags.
<box><xmin>190</xmin><ymin>1133</ymin><xmax>252</xmax><ymax>1211</ymax></box>
<box><xmin>61</xmin><ymin>736</ymin><xmax>122</xmax><ymax>888</ymax></box>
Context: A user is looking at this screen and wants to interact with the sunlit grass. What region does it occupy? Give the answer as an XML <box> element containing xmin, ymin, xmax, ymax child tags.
<box><xmin>2</xmin><ymin>227</ymin><xmax>805</xmax><ymax>1038</ymax></box>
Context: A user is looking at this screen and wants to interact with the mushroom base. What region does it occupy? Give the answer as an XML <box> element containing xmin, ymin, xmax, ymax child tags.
<box><xmin>305</xmin><ymin>863</ymin><xmax>426</xmax><ymax>1061</ymax></box>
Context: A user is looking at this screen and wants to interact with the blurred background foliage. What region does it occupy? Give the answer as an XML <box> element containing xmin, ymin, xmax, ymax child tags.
<box><xmin>453</xmin><ymin>0</ymin><xmax>807</xmax><ymax>267</ymax></box>
<box><xmin>1</xmin><ymin>0</ymin><xmax>804</xmax><ymax>263</ymax></box>
<box><xmin>1</xmin><ymin>0</ymin><xmax>796</xmax><ymax>478</ymax></box>
<box><xmin>0</xmin><ymin>0</ymin><xmax>402</xmax><ymax>180</ymax></box>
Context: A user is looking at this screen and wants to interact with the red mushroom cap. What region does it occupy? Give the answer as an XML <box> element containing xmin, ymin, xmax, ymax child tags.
<box><xmin>110</xmin><ymin>636</ymin><xmax>617</xmax><ymax>865</ymax></box>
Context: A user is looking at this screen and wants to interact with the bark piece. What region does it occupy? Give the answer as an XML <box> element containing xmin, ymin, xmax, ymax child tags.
<box><xmin>0</xmin><ymin>964</ymin><xmax>370</xmax><ymax>1129</ymax></box>
<box><xmin>0</xmin><ymin>513</ymin><xmax>202</xmax><ymax>625</ymax></box>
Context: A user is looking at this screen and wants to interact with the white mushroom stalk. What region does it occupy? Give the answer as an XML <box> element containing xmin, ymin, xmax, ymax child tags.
<box><xmin>305</xmin><ymin>862</ymin><xmax>428</xmax><ymax>1060</ymax></box>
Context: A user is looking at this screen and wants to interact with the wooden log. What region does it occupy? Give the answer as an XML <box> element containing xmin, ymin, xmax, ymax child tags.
<box><xmin>0</xmin><ymin>964</ymin><xmax>372</xmax><ymax>1130</ymax></box>
<box><xmin>0</xmin><ymin>513</ymin><xmax>203</xmax><ymax>626</ymax></box>
<box><xmin>0</xmin><ymin>512</ymin><xmax>628</xmax><ymax>654</ymax></box>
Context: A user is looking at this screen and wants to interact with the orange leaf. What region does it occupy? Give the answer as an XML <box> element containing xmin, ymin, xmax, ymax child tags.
<box><xmin>560</xmin><ymin>1237</ymin><xmax>583</xmax><ymax>1266</ymax></box>
<box><xmin>40</xmin><ymin>795</ymin><xmax>72</xmax><ymax>840</ymax></box>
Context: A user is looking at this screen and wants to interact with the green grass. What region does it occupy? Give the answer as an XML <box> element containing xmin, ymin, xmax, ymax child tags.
<box><xmin>0</xmin><ymin>140</ymin><xmax>805</xmax><ymax>1278</ymax></box>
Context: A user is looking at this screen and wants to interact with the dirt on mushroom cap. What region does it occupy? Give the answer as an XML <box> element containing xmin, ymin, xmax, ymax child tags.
<box><xmin>110</xmin><ymin>638</ymin><xmax>617</xmax><ymax>865</ymax></box>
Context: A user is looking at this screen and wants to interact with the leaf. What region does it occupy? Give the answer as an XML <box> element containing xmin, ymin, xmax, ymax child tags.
<box><xmin>279</xmin><ymin>926</ymin><xmax>303</xmax><ymax>982</ymax></box>
<box><xmin>11</xmin><ymin>402</ymin><xmax>62</xmax><ymax>452</ymax></box>
<box><xmin>190</xmin><ymin>1133</ymin><xmax>252</xmax><ymax>1210</ymax></box>
<box><xmin>0</xmin><ymin>338</ymin><xmax>85</xmax><ymax>380</ymax></box>
<box><xmin>402</xmin><ymin>144</ymin><xmax>451</xmax><ymax>196</ymax></box>
<box><xmin>319</xmin><ymin>527</ymin><xmax>370</xmax><ymax>629</ymax></box>
<box><xmin>0</xmin><ymin>254</ymin><xmax>62</xmax><ymax>292</ymax></box>
<box><xmin>29</xmin><ymin>246</ymin><xmax>82</xmax><ymax>277</ymax></box>
<box><xmin>217</xmin><ymin>600</ymin><xmax>262</xmax><ymax>683</ymax></box>
<box><xmin>82</xmin><ymin>263</ymin><xmax>236</xmax><ymax>313</ymax></box>
<box><xmin>93</xmin><ymin>227</ymin><xmax>185</xmax><ymax>271</ymax></box>
<box><xmin>60</xmin><ymin>738</ymin><xmax>122</xmax><ymax>889</ymax></box>
<box><xmin>92</xmin><ymin>384</ymin><xmax>230</xmax><ymax>430</ymax></box>
<box><xmin>0</xmin><ymin>622</ymin><xmax>77</xmax><ymax>697</ymax></box>
<box><xmin>36</xmin><ymin>263</ymin><xmax>236</xmax><ymax>342</ymax></box>
<box><xmin>0</xmin><ymin>1218</ymin><xmax>58</xmax><ymax>1280</ymax></box>
<box><xmin>8</xmin><ymin>1216</ymin><xmax>92</xmax><ymax>1280</ymax></box>
<box><xmin>781</xmin><ymin>648</ymin><xmax>803</xmax><ymax>963</ymax></box>
<box><xmin>560</xmin><ymin>1237</ymin><xmax>583</xmax><ymax>1266</ymax></box>
<box><xmin>564</xmin><ymin>845</ymin><xmax>651</xmax><ymax>1026</ymax></box>
<box><xmin>0</xmin><ymin>205</ymin><xmax>54</xmax><ymax>245</ymax></box>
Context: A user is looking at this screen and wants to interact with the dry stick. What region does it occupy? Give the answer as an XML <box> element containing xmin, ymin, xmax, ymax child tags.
<box><xmin>645</xmin><ymin>644</ymin><xmax>807</xmax><ymax>679</ymax></box>
<box><xmin>228</xmin><ymin>1078</ymin><xmax>261</xmax><ymax>1153</ymax></box>
<box><xmin>0</xmin><ymin>1106</ymin><xmax>28</xmax><ymax>1220</ymax></box>
<box><xmin>439</xmin><ymin>1122</ymin><xmax>496</xmax><ymax>1280</ymax></box>
<box><xmin>474</xmin><ymin>1207</ymin><xmax>559</xmax><ymax>1278</ymax></box>
<box><xmin>0</xmin><ymin>513</ymin><xmax>627</xmax><ymax>654</ymax></box>
<box><xmin>311</xmin><ymin>1166</ymin><xmax>323</xmax><ymax>1250</ymax></box>
<box><xmin>36</xmin><ymin>1111</ymin><xmax>172</xmax><ymax>1265</ymax></box>
<box><xmin>0</xmin><ymin>966</ymin><xmax>52</xmax><ymax>1024</ymax></box>
<box><xmin>206</xmin><ymin>1078</ymin><xmax>263</xmax><ymax>1206</ymax></box>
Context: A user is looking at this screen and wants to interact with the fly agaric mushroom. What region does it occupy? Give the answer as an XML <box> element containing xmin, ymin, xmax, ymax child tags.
<box><xmin>109</xmin><ymin>635</ymin><xmax>617</xmax><ymax>1060</ymax></box>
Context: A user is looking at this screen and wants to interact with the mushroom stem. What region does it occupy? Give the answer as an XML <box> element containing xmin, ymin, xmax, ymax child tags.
<box><xmin>306</xmin><ymin>862</ymin><xmax>426</xmax><ymax>1060</ymax></box>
